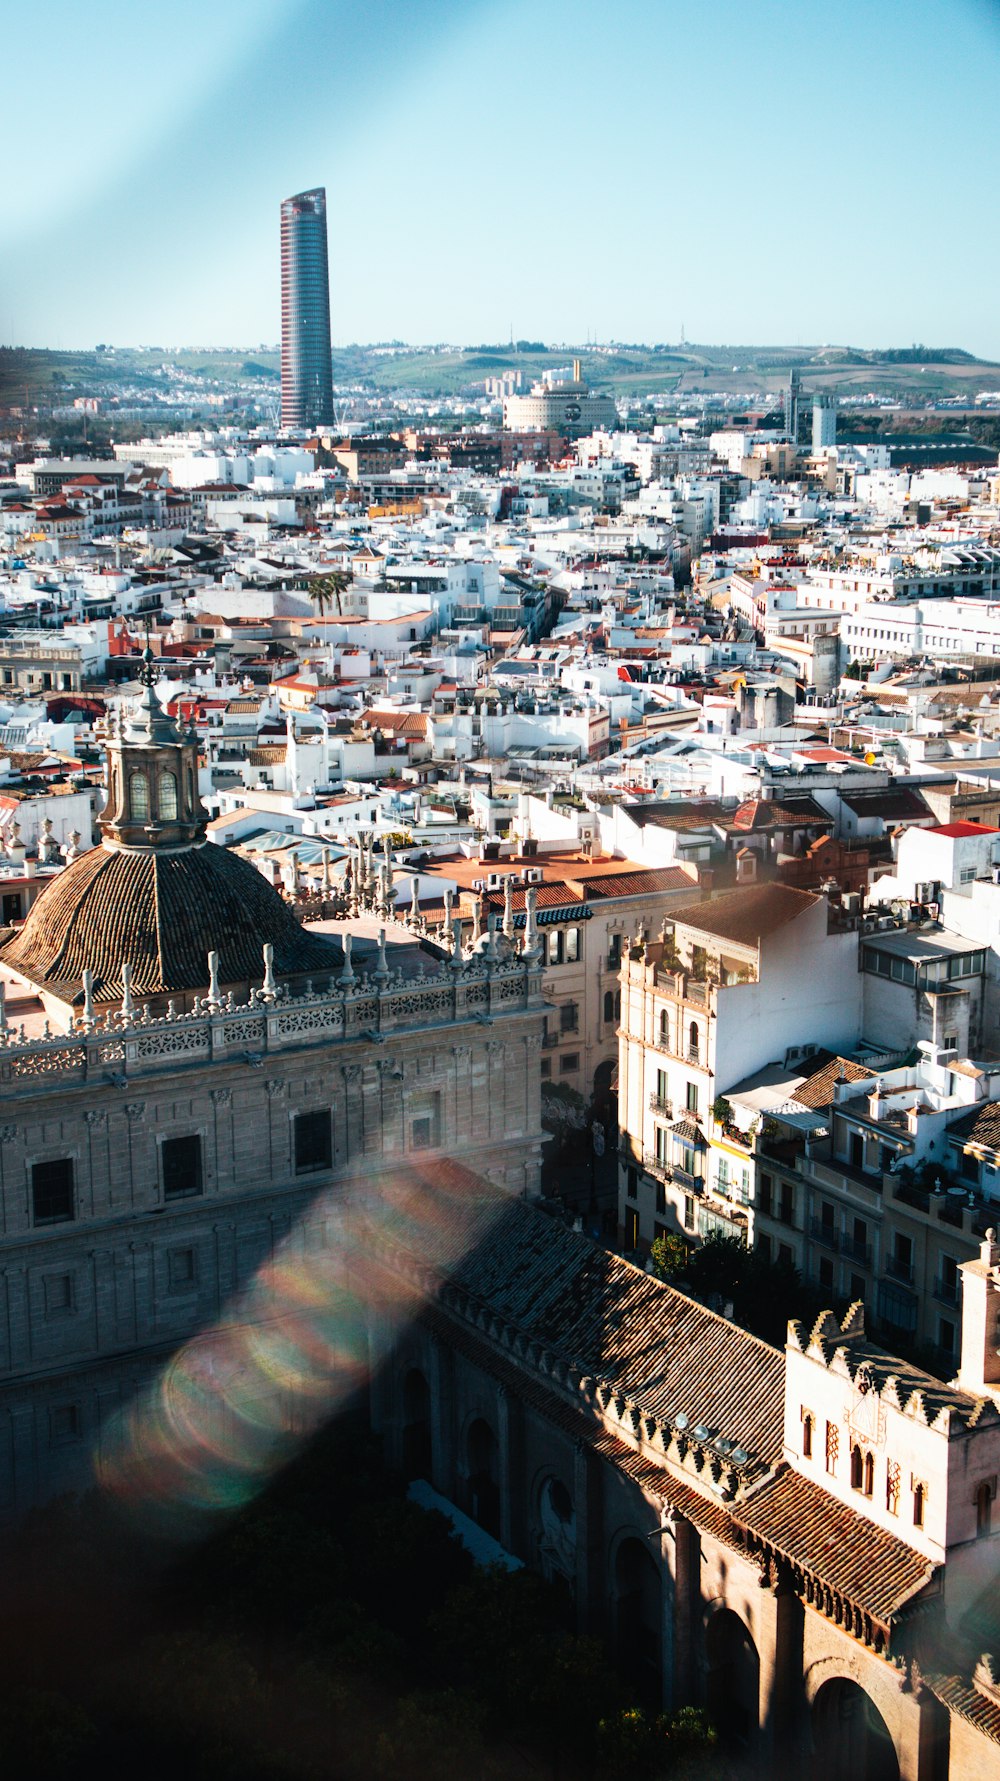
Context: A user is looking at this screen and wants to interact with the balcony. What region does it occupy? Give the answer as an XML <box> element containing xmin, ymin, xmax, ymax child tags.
<box><xmin>885</xmin><ymin>1254</ymin><xmax>915</xmax><ymax>1286</ymax></box>
<box><xmin>933</xmin><ymin>1275</ymin><xmax>960</xmax><ymax>1308</ymax></box>
<box><xmin>541</xmin><ymin>1032</ymin><xmax>559</xmax><ymax>1049</ymax></box>
<box><xmin>840</xmin><ymin>1234</ymin><xmax>872</xmax><ymax>1268</ymax></box>
<box><xmin>643</xmin><ymin>1151</ymin><xmax>702</xmax><ymax>1195</ymax></box>
<box><xmin>648</xmin><ymin>1093</ymin><xmax>673</xmax><ymax>1117</ymax></box>
<box><xmin>810</xmin><ymin>1217</ymin><xmax>840</xmax><ymax>1252</ymax></box>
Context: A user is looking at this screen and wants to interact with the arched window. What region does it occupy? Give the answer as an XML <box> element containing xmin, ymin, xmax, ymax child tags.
<box><xmin>850</xmin><ymin>1443</ymin><xmax>864</xmax><ymax>1491</ymax></box>
<box><xmin>129</xmin><ymin>772</ymin><xmax>149</xmax><ymax>821</ymax></box>
<box><xmin>688</xmin><ymin>1020</ymin><xmax>699</xmax><ymax>1060</ymax></box>
<box><xmin>159</xmin><ymin>771</ymin><xmax>178</xmax><ymax>821</ymax></box>
<box><xmin>615</xmin><ymin>989</ymin><xmax>621</xmax><ymax>1019</ymax></box>
<box><xmin>802</xmin><ymin>1412</ymin><xmax>813</xmax><ymax>1459</ymax></box>
<box><xmin>913</xmin><ymin>1481</ymin><xmax>925</xmax><ymax>1528</ymax></box>
<box><xmin>604</xmin><ymin>991</ymin><xmax>614</xmax><ymax>1022</ymax></box>
<box><xmin>977</xmin><ymin>1480</ymin><xmax>993</xmax><ymax>1537</ymax></box>
<box><xmin>863</xmin><ymin>1452</ymin><xmax>875</xmax><ymax>1498</ymax></box>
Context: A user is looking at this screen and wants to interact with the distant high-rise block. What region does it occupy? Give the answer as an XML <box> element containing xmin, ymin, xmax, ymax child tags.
<box><xmin>280</xmin><ymin>187</ymin><xmax>333</xmax><ymax>430</ymax></box>
<box><xmin>812</xmin><ymin>392</ymin><xmax>837</xmax><ymax>453</ymax></box>
<box><xmin>784</xmin><ymin>368</ymin><xmax>801</xmax><ymax>442</ymax></box>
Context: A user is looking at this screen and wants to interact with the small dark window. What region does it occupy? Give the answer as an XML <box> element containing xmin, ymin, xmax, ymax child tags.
<box><xmin>50</xmin><ymin>1405</ymin><xmax>80</xmax><ymax>1445</ymax></box>
<box><xmin>604</xmin><ymin>991</ymin><xmax>614</xmax><ymax>1022</ymax></box>
<box><xmin>626</xmin><ymin>1167</ymin><xmax>638</xmax><ymax>1204</ymax></box>
<box><xmin>43</xmin><ymin>1273</ymin><xmax>74</xmax><ymax>1317</ymax></box>
<box><xmin>411</xmin><ymin>1116</ymin><xmax>434</xmax><ymax>1150</ymax></box>
<box><xmin>294</xmin><ymin>1111</ymin><xmax>332</xmax><ymax>1174</ymax></box>
<box><xmin>802</xmin><ymin>1412</ymin><xmax>813</xmax><ymax>1459</ymax></box>
<box><xmin>977</xmin><ymin>1481</ymin><xmax>993</xmax><ymax>1537</ymax></box>
<box><xmin>913</xmin><ymin>1482</ymin><xmax>925</xmax><ymax>1528</ymax></box>
<box><xmin>168</xmin><ymin>1248</ymin><xmax>197</xmax><ymax>1292</ymax></box>
<box><xmin>560</xmin><ymin>1053</ymin><xmax>579</xmax><ymax>1074</ymax></box>
<box><xmin>540</xmin><ymin>1057</ymin><xmax>551</xmax><ymax>1079</ymax></box>
<box><xmin>32</xmin><ymin>1158</ymin><xmax>74</xmax><ymax>1225</ymax></box>
<box><xmin>685</xmin><ymin>1081</ymin><xmax>698</xmax><ymax>1113</ymax></box>
<box><xmin>162</xmin><ymin>1134</ymin><xmax>203</xmax><ymax>1200</ymax></box>
<box><xmin>560</xmin><ymin>1001</ymin><xmax>579</xmax><ymax>1034</ymax></box>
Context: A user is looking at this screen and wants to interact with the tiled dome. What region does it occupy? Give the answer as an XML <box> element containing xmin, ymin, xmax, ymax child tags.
<box><xmin>1</xmin><ymin>841</ymin><xmax>342</xmax><ymax>1004</ymax></box>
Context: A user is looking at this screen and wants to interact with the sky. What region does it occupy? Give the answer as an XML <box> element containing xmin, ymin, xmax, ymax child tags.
<box><xmin>4</xmin><ymin>0</ymin><xmax>1000</xmax><ymax>356</ymax></box>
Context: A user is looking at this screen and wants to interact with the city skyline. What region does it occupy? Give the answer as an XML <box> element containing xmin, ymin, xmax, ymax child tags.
<box><xmin>4</xmin><ymin>0</ymin><xmax>1000</xmax><ymax>357</ymax></box>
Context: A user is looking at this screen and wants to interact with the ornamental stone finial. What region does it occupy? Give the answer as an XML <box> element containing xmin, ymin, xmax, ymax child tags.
<box><xmin>338</xmin><ymin>930</ymin><xmax>355</xmax><ymax>989</ymax></box>
<box><xmin>503</xmin><ymin>872</ymin><xmax>514</xmax><ymax>940</ymax></box>
<box><xmin>120</xmin><ymin>962</ymin><xmax>137</xmax><ymax>1024</ymax></box>
<box><xmin>206</xmin><ymin>950</ymin><xmax>222</xmax><ymax>1013</ymax></box>
<box><xmin>522</xmin><ymin>885</ymin><xmax>540</xmax><ymax>958</ymax></box>
<box><xmin>81</xmin><ymin>968</ymin><xmax>95</xmax><ymax>1033</ymax></box>
<box><xmin>260</xmin><ymin>943</ymin><xmax>277</xmax><ymax>1004</ymax></box>
<box><xmin>373</xmin><ymin>927</ymin><xmax>390</xmax><ymax>985</ymax></box>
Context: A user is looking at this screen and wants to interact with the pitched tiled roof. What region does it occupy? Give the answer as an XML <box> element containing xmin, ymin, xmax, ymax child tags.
<box><xmin>734</xmin><ymin>1466</ymin><xmax>936</xmax><ymax>1626</ymax></box>
<box><xmin>397</xmin><ymin>1183</ymin><xmax>785</xmax><ymax>1470</ymax></box>
<box><xmin>667</xmin><ymin>884</ymin><xmax>819</xmax><ymax>948</ymax></box>
<box><xmin>0</xmin><ymin>843</ymin><xmax>342</xmax><ymax>1002</ymax></box>
<box><xmin>948</xmin><ymin>1100</ymin><xmax>1000</xmax><ymax>1153</ymax></box>
<box><xmin>792</xmin><ymin>1052</ymin><xmax>876</xmax><ymax>1111</ymax></box>
<box><xmin>571</xmin><ymin>867</ymin><xmax>694</xmax><ymax>899</ymax></box>
<box><xmin>729</xmin><ymin>798</ymin><xmax>829</xmax><ymax>832</ymax></box>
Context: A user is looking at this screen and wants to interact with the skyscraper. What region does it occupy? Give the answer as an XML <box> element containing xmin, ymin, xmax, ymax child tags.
<box><xmin>280</xmin><ymin>187</ymin><xmax>333</xmax><ymax>430</ymax></box>
<box><xmin>783</xmin><ymin>368</ymin><xmax>800</xmax><ymax>442</ymax></box>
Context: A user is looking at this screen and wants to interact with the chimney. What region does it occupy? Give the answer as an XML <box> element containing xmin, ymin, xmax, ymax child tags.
<box><xmin>958</xmin><ymin>1229</ymin><xmax>1000</xmax><ymax>1395</ymax></box>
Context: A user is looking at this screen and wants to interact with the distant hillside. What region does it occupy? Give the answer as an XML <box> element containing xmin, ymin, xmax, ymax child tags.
<box><xmin>3</xmin><ymin>341</ymin><xmax>1000</xmax><ymax>414</ymax></box>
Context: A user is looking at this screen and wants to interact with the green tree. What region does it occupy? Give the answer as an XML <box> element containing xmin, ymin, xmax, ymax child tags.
<box><xmin>649</xmin><ymin>1231</ymin><xmax>690</xmax><ymax>1283</ymax></box>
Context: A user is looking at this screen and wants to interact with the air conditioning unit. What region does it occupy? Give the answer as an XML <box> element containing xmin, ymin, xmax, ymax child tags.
<box><xmin>526</xmin><ymin>867</ymin><xmax>544</xmax><ymax>884</ymax></box>
<box><xmin>486</xmin><ymin>872</ymin><xmax>502</xmax><ymax>890</ymax></box>
<box><xmin>472</xmin><ymin>878</ymin><xmax>486</xmax><ymax>893</ymax></box>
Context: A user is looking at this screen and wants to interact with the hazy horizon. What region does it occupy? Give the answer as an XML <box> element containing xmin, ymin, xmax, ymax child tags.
<box><xmin>5</xmin><ymin>0</ymin><xmax>1000</xmax><ymax>356</ymax></box>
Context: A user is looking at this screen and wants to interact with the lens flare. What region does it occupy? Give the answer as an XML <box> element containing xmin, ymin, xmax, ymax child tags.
<box><xmin>96</xmin><ymin>1161</ymin><xmax>496</xmax><ymax>1530</ymax></box>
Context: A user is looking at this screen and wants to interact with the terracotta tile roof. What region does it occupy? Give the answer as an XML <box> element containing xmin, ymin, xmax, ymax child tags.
<box><xmin>734</xmin><ymin>1466</ymin><xmax>937</xmax><ymax>1626</ymax></box>
<box><xmin>840</xmin><ymin>787</ymin><xmax>932</xmax><ymax>821</ymax></box>
<box><xmin>410</xmin><ymin>1189</ymin><xmax>785</xmax><ymax>1470</ymax></box>
<box><xmin>0</xmin><ymin>842</ymin><xmax>342</xmax><ymax>1002</ymax></box>
<box><xmin>792</xmin><ymin>1052</ymin><xmax>876</xmax><ymax>1111</ymax></box>
<box><xmin>948</xmin><ymin>1100</ymin><xmax>1000</xmax><ymax>1153</ymax></box>
<box><xmin>362</xmin><ymin>709</ymin><xmax>428</xmax><ymax>737</ymax></box>
<box><xmin>666</xmin><ymin>884</ymin><xmax>819</xmax><ymax>948</ymax></box>
<box><xmin>729</xmin><ymin>798</ymin><xmax>831</xmax><ymax>832</ymax></box>
<box><xmin>569</xmin><ymin>867</ymin><xmax>694</xmax><ymax>899</ymax></box>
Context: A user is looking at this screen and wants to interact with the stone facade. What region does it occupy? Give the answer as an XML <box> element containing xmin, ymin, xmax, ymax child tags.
<box><xmin>0</xmin><ymin>961</ymin><xmax>545</xmax><ymax>1516</ymax></box>
<box><xmin>374</xmin><ymin>1185</ymin><xmax>994</xmax><ymax>1779</ymax></box>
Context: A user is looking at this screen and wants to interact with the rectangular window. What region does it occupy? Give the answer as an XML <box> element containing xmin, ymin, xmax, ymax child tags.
<box><xmin>43</xmin><ymin>1273</ymin><xmax>74</xmax><ymax>1317</ymax></box>
<box><xmin>32</xmin><ymin>1158</ymin><xmax>74</xmax><ymax>1225</ymax></box>
<box><xmin>294</xmin><ymin>1111</ymin><xmax>332</xmax><ymax>1174</ymax></box>
<box><xmin>683</xmin><ymin>1193</ymin><xmax>696</xmax><ymax>1232</ymax></box>
<box><xmin>759</xmin><ymin>1172</ymin><xmax>773</xmax><ymax>1216</ymax></box>
<box><xmin>50</xmin><ymin>1405</ymin><xmax>80</xmax><ymax>1445</ymax></box>
<box><xmin>685</xmin><ymin>1081</ymin><xmax>699</xmax><ymax>1113</ymax></box>
<box><xmin>409</xmin><ymin>1093</ymin><xmax>441</xmax><ymax>1152</ymax></box>
<box><xmin>626</xmin><ymin>1166</ymin><xmax>638</xmax><ymax>1203</ymax></box>
<box><xmin>560</xmin><ymin>1001</ymin><xmax>579</xmax><ymax>1034</ymax></box>
<box><xmin>559</xmin><ymin>1053</ymin><xmax>580</xmax><ymax>1075</ymax></box>
<box><xmin>546</xmin><ymin>930</ymin><xmax>563</xmax><ymax>966</ymax></box>
<box><xmin>564</xmin><ymin>927</ymin><xmax>580</xmax><ymax>963</ymax></box>
<box><xmin>540</xmin><ymin>1057</ymin><xmax>551</xmax><ymax>1079</ymax></box>
<box><xmin>168</xmin><ymin>1247</ymin><xmax>197</xmax><ymax>1292</ymax></box>
<box><xmin>162</xmin><ymin>1134</ymin><xmax>203</xmax><ymax>1200</ymax></box>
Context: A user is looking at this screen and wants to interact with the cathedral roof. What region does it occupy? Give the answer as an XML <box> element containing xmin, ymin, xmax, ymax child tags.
<box><xmin>0</xmin><ymin>841</ymin><xmax>342</xmax><ymax>1004</ymax></box>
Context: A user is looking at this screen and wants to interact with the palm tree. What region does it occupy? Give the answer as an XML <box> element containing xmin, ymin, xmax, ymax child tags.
<box><xmin>307</xmin><ymin>570</ymin><xmax>351</xmax><ymax>621</ymax></box>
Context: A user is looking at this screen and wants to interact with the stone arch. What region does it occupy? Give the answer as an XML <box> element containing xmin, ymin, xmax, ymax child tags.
<box><xmin>465</xmin><ymin>1415</ymin><xmax>500</xmax><ymax>1538</ymax></box>
<box><xmin>158</xmin><ymin>769</ymin><xmax>178</xmax><ymax>821</ymax></box>
<box><xmin>811</xmin><ymin>1677</ymin><xmax>900</xmax><ymax>1781</ymax></box>
<box><xmin>612</xmin><ymin>1533</ymin><xmax>662</xmax><ymax>1708</ymax></box>
<box><xmin>704</xmin><ymin>1605</ymin><xmax>760</xmax><ymax>1746</ymax></box>
<box><xmin>400</xmin><ymin>1365</ymin><xmax>432</xmax><ymax>1483</ymax></box>
<box><xmin>530</xmin><ymin>1468</ymin><xmax>576</xmax><ymax>1588</ymax></box>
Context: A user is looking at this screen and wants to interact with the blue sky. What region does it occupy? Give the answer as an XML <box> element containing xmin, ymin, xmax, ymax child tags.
<box><xmin>4</xmin><ymin>0</ymin><xmax>1000</xmax><ymax>355</ymax></box>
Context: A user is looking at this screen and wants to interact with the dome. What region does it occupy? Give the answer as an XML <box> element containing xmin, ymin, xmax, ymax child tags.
<box><xmin>1</xmin><ymin>840</ymin><xmax>343</xmax><ymax>1004</ymax></box>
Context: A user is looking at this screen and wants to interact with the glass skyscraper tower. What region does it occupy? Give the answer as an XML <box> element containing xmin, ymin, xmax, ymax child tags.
<box><xmin>280</xmin><ymin>187</ymin><xmax>333</xmax><ymax>430</ymax></box>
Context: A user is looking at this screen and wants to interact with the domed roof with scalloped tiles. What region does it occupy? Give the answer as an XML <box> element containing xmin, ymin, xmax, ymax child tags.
<box><xmin>0</xmin><ymin>841</ymin><xmax>342</xmax><ymax>1004</ymax></box>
